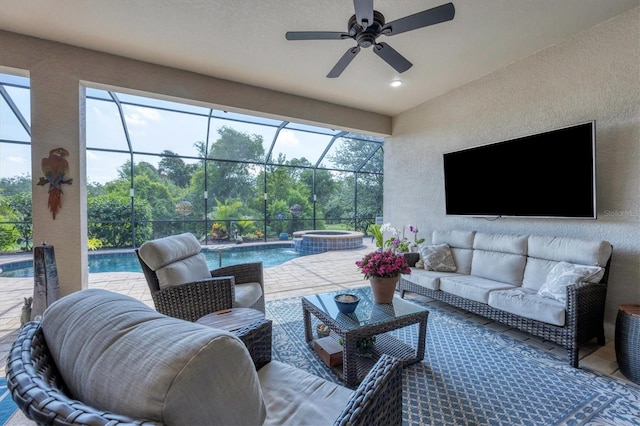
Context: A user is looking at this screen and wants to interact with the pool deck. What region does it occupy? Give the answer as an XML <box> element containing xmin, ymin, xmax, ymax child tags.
<box><xmin>0</xmin><ymin>240</ymin><xmax>625</xmax><ymax>389</ymax></box>
<box><xmin>0</xmin><ymin>241</ymin><xmax>378</xmax><ymax>375</ymax></box>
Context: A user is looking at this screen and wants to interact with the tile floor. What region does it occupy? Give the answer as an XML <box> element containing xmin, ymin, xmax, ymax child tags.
<box><xmin>0</xmin><ymin>241</ymin><xmax>632</xmax><ymax>423</ymax></box>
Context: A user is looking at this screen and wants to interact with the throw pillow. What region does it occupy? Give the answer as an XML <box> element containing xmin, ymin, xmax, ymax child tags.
<box><xmin>415</xmin><ymin>258</ymin><xmax>424</xmax><ymax>269</ymax></box>
<box><xmin>419</xmin><ymin>243</ymin><xmax>457</xmax><ymax>272</ymax></box>
<box><xmin>538</xmin><ymin>261</ymin><xmax>603</xmax><ymax>303</ymax></box>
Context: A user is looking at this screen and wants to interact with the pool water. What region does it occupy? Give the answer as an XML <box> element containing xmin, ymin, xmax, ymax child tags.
<box><xmin>0</xmin><ymin>246</ymin><xmax>305</xmax><ymax>278</ymax></box>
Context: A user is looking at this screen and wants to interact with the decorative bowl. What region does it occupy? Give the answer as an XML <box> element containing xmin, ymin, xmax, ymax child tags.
<box><xmin>317</xmin><ymin>323</ymin><xmax>330</xmax><ymax>338</ymax></box>
<box><xmin>334</xmin><ymin>293</ymin><xmax>360</xmax><ymax>314</ymax></box>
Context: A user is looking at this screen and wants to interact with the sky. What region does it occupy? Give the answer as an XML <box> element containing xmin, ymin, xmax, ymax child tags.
<box><xmin>1</xmin><ymin>73</ymin><xmax>382</xmax><ymax>185</ymax></box>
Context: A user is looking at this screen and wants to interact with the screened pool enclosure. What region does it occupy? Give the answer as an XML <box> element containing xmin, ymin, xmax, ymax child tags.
<box><xmin>0</xmin><ymin>72</ymin><xmax>383</xmax><ymax>252</ymax></box>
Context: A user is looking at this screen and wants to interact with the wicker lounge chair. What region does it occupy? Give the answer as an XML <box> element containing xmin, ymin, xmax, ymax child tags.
<box><xmin>6</xmin><ymin>289</ymin><xmax>403</xmax><ymax>425</ymax></box>
<box><xmin>136</xmin><ymin>232</ymin><xmax>265</xmax><ymax>320</ymax></box>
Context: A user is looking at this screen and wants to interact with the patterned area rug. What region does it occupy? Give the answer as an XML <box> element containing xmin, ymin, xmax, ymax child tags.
<box><xmin>267</xmin><ymin>293</ymin><xmax>640</xmax><ymax>426</ymax></box>
<box><xmin>0</xmin><ymin>378</ymin><xmax>17</xmax><ymax>426</ymax></box>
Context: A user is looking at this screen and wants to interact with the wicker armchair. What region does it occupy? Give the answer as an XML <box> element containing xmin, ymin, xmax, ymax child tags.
<box><xmin>7</xmin><ymin>295</ymin><xmax>403</xmax><ymax>426</ymax></box>
<box><xmin>6</xmin><ymin>322</ymin><xmax>157</xmax><ymax>426</ymax></box>
<box><xmin>136</xmin><ymin>233</ymin><xmax>265</xmax><ymax>321</ymax></box>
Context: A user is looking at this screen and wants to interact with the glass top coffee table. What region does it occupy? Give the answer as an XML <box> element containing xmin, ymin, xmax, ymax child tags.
<box><xmin>302</xmin><ymin>286</ymin><xmax>429</xmax><ymax>387</ymax></box>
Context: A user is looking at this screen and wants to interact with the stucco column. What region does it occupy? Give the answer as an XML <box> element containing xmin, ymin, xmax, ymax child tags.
<box><xmin>30</xmin><ymin>70</ymin><xmax>87</xmax><ymax>296</ymax></box>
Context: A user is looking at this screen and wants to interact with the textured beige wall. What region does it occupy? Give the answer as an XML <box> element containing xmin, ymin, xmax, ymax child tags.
<box><xmin>0</xmin><ymin>30</ymin><xmax>390</xmax><ymax>295</ymax></box>
<box><xmin>28</xmin><ymin>72</ymin><xmax>88</xmax><ymax>296</ymax></box>
<box><xmin>386</xmin><ymin>7</ymin><xmax>640</xmax><ymax>336</ymax></box>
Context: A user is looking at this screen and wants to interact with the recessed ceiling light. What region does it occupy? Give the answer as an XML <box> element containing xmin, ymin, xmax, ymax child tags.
<box><xmin>390</xmin><ymin>80</ymin><xmax>403</xmax><ymax>87</ymax></box>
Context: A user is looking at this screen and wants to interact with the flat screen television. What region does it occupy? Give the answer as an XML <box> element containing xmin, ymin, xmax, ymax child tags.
<box><xmin>443</xmin><ymin>121</ymin><xmax>596</xmax><ymax>219</ymax></box>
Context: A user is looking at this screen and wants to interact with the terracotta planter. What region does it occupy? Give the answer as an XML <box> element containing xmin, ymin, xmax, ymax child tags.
<box><xmin>369</xmin><ymin>276</ymin><xmax>399</xmax><ymax>304</ymax></box>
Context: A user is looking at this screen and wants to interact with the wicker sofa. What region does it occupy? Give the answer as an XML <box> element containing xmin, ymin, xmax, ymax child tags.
<box><xmin>399</xmin><ymin>230</ymin><xmax>612</xmax><ymax>367</ymax></box>
<box><xmin>6</xmin><ymin>289</ymin><xmax>402</xmax><ymax>426</ymax></box>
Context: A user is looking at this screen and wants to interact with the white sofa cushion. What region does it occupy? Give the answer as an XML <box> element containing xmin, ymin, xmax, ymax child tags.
<box><xmin>471</xmin><ymin>233</ymin><xmax>528</xmax><ymax>286</ymax></box>
<box><xmin>523</xmin><ymin>236</ymin><xmax>611</xmax><ymax>289</ymax></box>
<box><xmin>419</xmin><ymin>243</ymin><xmax>457</xmax><ymax>272</ymax></box>
<box><xmin>471</xmin><ymin>250</ymin><xmax>527</xmax><ymax>286</ymax></box>
<box><xmin>439</xmin><ymin>275</ymin><xmax>516</xmax><ymax>304</ymax></box>
<box><xmin>527</xmin><ymin>235</ymin><xmax>612</xmax><ymax>267</ymax></box>
<box><xmin>449</xmin><ymin>247</ymin><xmax>474</xmax><ymax>274</ymax></box>
<box><xmin>432</xmin><ymin>229</ymin><xmax>475</xmax><ymax>249</ymax></box>
<box><xmin>258</xmin><ymin>361</ymin><xmax>353</xmax><ymax>425</ymax></box>
<box><xmin>432</xmin><ymin>230</ymin><xmax>475</xmax><ymax>274</ymax></box>
<box><xmin>522</xmin><ymin>257</ymin><xmax>561</xmax><ymax>291</ymax></box>
<box><xmin>42</xmin><ymin>289</ymin><xmax>266</xmax><ymax>425</ymax></box>
<box><xmin>473</xmin><ymin>232</ymin><xmax>528</xmax><ymax>255</ymax></box>
<box><xmin>537</xmin><ymin>261</ymin><xmax>604</xmax><ymax>303</ymax></box>
<box><xmin>401</xmin><ymin>269</ymin><xmax>462</xmax><ymax>291</ymax></box>
<box><xmin>488</xmin><ymin>287</ymin><xmax>566</xmax><ymax>326</ymax></box>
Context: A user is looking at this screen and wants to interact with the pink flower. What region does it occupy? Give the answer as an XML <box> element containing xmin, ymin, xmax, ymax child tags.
<box><xmin>355</xmin><ymin>250</ymin><xmax>411</xmax><ymax>279</ymax></box>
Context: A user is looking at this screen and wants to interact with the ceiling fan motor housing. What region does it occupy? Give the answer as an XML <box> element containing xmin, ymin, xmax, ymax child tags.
<box><xmin>348</xmin><ymin>11</ymin><xmax>386</xmax><ymax>48</ymax></box>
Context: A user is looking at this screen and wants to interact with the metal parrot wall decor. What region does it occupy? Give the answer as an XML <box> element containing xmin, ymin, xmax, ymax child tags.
<box><xmin>37</xmin><ymin>147</ymin><xmax>73</xmax><ymax>220</ymax></box>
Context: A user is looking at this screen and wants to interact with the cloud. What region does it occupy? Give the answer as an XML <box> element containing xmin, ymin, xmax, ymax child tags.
<box><xmin>8</xmin><ymin>156</ymin><xmax>25</xmax><ymax>164</ymax></box>
<box><xmin>277</xmin><ymin>130</ymin><xmax>300</xmax><ymax>147</ymax></box>
<box><xmin>124</xmin><ymin>106</ymin><xmax>161</xmax><ymax>126</ymax></box>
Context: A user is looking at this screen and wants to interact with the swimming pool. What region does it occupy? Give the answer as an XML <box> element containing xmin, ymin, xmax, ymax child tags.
<box><xmin>0</xmin><ymin>244</ymin><xmax>304</xmax><ymax>278</ymax></box>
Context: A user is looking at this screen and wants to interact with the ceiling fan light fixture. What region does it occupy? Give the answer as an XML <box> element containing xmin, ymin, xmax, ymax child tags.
<box><xmin>390</xmin><ymin>79</ymin><xmax>403</xmax><ymax>87</ymax></box>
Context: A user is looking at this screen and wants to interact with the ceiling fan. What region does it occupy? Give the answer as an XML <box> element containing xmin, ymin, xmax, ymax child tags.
<box><xmin>285</xmin><ymin>1</ymin><xmax>455</xmax><ymax>78</ymax></box>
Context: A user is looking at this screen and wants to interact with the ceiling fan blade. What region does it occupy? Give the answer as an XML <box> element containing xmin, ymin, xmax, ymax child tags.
<box><xmin>353</xmin><ymin>0</ymin><xmax>374</xmax><ymax>29</ymax></box>
<box><xmin>383</xmin><ymin>2</ymin><xmax>455</xmax><ymax>36</ymax></box>
<box><xmin>285</xmin><ymin>31</ymin><xmax>350</xmax><ymax>41</ymax></box>
<box><xmin>373</xmin><ymin>42</ymin><xmax>412</xmax><ymax>73</ymax></box>
<box><xmin>327</xmin><ymin>46</ymin><xmax>361</xmax><ymax>78</ymax></box>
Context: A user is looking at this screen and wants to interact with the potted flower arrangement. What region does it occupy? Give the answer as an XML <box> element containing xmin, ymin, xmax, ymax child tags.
<box><xmin>408</xmin><ymin>224</ymin><xmax>425</xmax><ymax>252</ymax></box>
<box><xmin>368</xmin><ymin>223</ymin><xmax>425</xmax><ymax>253</ymax></box>
<box><xmin>356</xmin><ymin>250</ymin><xmax>411</xmax><ymax>303</ymax></box>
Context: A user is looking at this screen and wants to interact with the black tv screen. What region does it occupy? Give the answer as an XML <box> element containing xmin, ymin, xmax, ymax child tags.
<box><xmin>443</xmin><ymin>121</ymin><xmax>596</xmax><ymax>219</ymax></box>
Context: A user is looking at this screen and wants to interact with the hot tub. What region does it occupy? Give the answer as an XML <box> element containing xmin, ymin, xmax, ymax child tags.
<box><xmin>292</xmin><ymin>230</ymin><xmax>364</xmax><ymax>254</ymax></box>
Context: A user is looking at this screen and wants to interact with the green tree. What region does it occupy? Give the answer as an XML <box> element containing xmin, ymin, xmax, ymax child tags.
<box><xmin>6</xmin><ymin>192</ymin><xmax>32</xmax><ymax>251</ymax></box>
<box><xmin>158</xmin><ymin>150</ymin><xmax>197</xmax><ymax>188</ymax></box>
<box><xmin>0</xmin><ymin>221</ymin><xmax>18</xmax><ymax>250</ymax></box>
<box><xmin>326</xmin><ymin>138</ymin><xmax>383</xmax><ymax>231</ymax></box>
<box><xmin>267</xmin><ymin>199</ymin><xmax>290</xmax><ymax>235</ymax></box>
<box><xmin>87</xmin><ymin>181</ymin><xmax>107</xmax><ymax>198</ymax></box>
<box><xmin>0</xmin><ymin>175</ymin><xmax>31</xmax><ymax>197</ymax></box>
<box><xmin>88</xmin><ymin>193</ymin><xmax>153</xmax><ymax>247</ymax></box>
<box><xmin>0</xmin><ymin>196</ymin><xmax>20</xmax><ymax>250</ymax></box>
<box><xmin>193</xmin><ymin>127</ymin><xmax>264</xmax><ymax>206</ymax></box>
<box><xmin>328</xmin><ymin>137</ymin><xmax>383</xmax><ymax>172</ymax></box>
<box><xmin>209</xmin><ymin>199</ymin><xmax>244</xmax><ymax>239</ymax></box>
<box><xmin>116</xmin><ymin>160</ymin><xmax>159</xmax><ymax>181</ymax></box>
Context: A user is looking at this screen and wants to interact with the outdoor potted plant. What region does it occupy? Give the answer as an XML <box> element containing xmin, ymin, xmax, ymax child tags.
<box><xmin>355</xmin><ymin>249</ymin><xmax>411</xmax><ymax>303</ymax></box>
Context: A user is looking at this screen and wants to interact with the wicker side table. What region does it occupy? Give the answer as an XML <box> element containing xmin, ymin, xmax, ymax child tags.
<box><xmin>615</xmin><ymin>305</ymin><xmax>640</xmax><ymax>384</ymax></box>
<box><xmin>197</xmin><ymin>308</ymin><xmax>272</xmax><ymax>369</ymax></box>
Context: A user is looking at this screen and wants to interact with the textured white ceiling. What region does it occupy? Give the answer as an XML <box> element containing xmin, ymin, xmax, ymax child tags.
<box><xmin>0</xmin><ymin>0</ymin><xmax>637</xmax><ymax>116</ymax></box>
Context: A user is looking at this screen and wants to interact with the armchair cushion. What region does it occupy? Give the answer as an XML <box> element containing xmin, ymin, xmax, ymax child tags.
<box><xmin>138</xmin><ymin>232</ymin><xmax>211</xmax><ymax>289</ymax></box>
<box><xmin>235</xmin><ymin>282</ymin><xmax>264</xmax><ymax>308</ymax></box>
<box><xmin>138</xmin><ymin>232</ymin><xmax>201</xmax><ymax>269</ymax></box>
<box><xmin>258</xmin><ymin>361</ymin><xmax>353</xmax><ymax>425</ymax></box>
<box><xmin>155</xmin><ymin>253</ymin><xmax>211</xmax><ymax>289</ymax></box>
<box><xmin>41</xmin><ymin>289</ymin><xmax>266</xmax><ymax>425</ymax></box>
